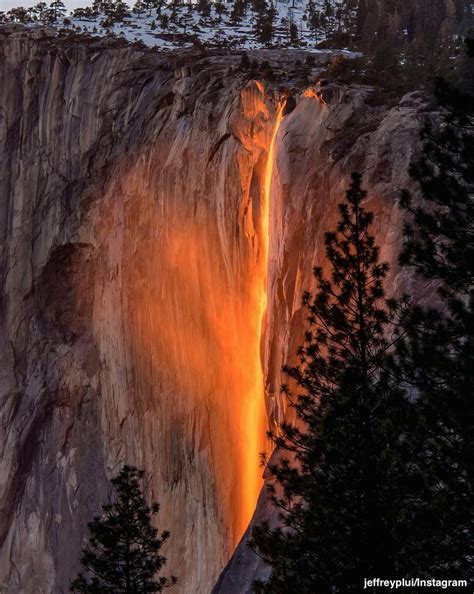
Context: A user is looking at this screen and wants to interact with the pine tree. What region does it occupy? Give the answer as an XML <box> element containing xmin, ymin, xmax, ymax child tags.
<box><xmin>306</xmin><ymin>0</ymin><xmax>321</xmax><ymax>36</ymax></box>
<box><xmin>159</xmin><ymin>13</ymin><xmax>169</xmax><ymax>29</ymax></box>
<box><xmin>71</xmin><ymin>465</ymin><xmax>177</xmax><ymax>593</ymax></box>
<box><xmin>31</xmin><ymin>2</ymin><xmax>48</xmax><ymax>22</ymax></box>
<box><xmin>153</xmin><ymin>0</ymin><xmax>164</xmax><ymax>15</ymax></box>
<box><xmin>169</xmin><ymin>0</ymin><xmax>180</xmax><ymax>24</ymax></box>
<box><xmin>239</xmin><ymin>50</ymin><xmax>251</xmax><ymax>70</ymax></box>
<box><xmin>215</xmin><ymin>0</ymin><xmax>226</xmax><ymax>22</ymax></box>
<box><xmin>7</xmin><ymin>6</ymin><xmax>31</xmax><ymax>23</ymax></box>
<box><xmin>289</xmin><ymin>19</ymin><xmax>299</xmax><ymax>46</ymax></box>
<box><xmin>133</xmin><ymin>0</ymin><xmax>147</xmax><ymax>18</ymax></box>
<box><xmin>230</xmin><ymin>0</ymin><xmax>246</xmax><ymax>25</ymax></box>
<box><xmin>395</xmin><ymin>38</ymin><xmax>474</xmax><ymax>578</ymax></box>
<box><xmin>50</xmin><ymin>0</ymin><xmax>66</xmax><ymax>22</ymax></box>
<box><xmin>250</xmin><ymin>174</ymin><xmax>413</xmax><ymax>593</ymax></box>
<box><xmin>197</xmin><ymin>0</ymin><xmax>211</xmax><ymax>18</ymax></box>
<box><xmin>93</xmin><ymin>0</ymin><xmax>112</xmax><ymax>15</ymax></box>
<box><xmin>253</xmin><ymin>0</ymin><xmax>273</xmax><ymax>45</ymax></box>
<box><xmin>109</xmin><ymin>0</ymin><xmax>131</xmax><ymax>23</ymax></box>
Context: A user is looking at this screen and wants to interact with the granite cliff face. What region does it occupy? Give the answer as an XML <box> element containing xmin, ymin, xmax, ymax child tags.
<box><xmin>213</xmin><ymin>83</ymin><xmax>430</xmax><ymax>594</ymax></box>
<box><xmin>0</xmin><ymin>28</ymin><xmax>428</xmax><ymax>593</ymax></box>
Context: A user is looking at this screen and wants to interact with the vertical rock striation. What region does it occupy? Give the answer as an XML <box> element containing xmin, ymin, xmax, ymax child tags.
<box><xmin>0</xmin><ymin>29</ymin><xmax>279</xmax><ymax>593</ymax></box>
<box><xmin>0</xmin><ymin>28</ymin><xmax>429</xmax><ymax>593</ymax></box>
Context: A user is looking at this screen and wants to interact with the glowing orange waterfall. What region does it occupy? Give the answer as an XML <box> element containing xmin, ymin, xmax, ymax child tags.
<box><xmin>239</xmin><ymin>100</ymin><xmax>286</xmax><ymax>535</ymax></box>
<box><xmin>262</xmin><ymin>102</ymin><xmax>285</xmax><ymax>301</ymax></box>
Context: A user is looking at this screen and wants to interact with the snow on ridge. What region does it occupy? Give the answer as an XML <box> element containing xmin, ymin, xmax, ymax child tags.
<box><xmin>3</xmin><ymin>1</ymin><xmax>353</xmax><ymax>51</ymax></box>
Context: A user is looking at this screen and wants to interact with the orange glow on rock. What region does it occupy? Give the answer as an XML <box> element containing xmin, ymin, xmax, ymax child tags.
<box><xmin>96</xmin><ymin>85</ymin><xmax>286</xmax><ymax>555</ymax></box>
<box><xmin>302</xmin><ymin>86</ymin><xmax>326</xmax><ymax>104</ymax></box>
<box><xmin>126</xmin><ymin>217</ymin><xmax>267</xmax><ymax>546</ymax></box>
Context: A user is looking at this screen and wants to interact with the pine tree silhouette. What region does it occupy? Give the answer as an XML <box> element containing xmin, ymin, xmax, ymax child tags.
<box><xmin>250</xmin><ymin>173</ymin><xmax>412</xmax><ymax>593</ymax></box>
<box><xmin>395</xmin><ymin>37</ymin><xmax>474</xmax><ymax>579</ymax></box>
<box><xmin>71</xmin><ymin>465</ymin><xmax>177</xmax><ymax>593</ymax></box>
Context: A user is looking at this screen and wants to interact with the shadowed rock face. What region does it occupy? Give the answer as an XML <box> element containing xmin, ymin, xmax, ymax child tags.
<box><xmin>0</xmin><ymin>28</ymin><xmax>429</xmax><ymax>594</ymax></box>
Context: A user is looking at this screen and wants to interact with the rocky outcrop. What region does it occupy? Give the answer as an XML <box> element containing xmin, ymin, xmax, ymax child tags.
<box><xmin>0</xmin><ymin>27</ymin><xmax>429</xmax><ymax>593</ymax></box>
<box><xmin>214</xmin><ymin>86</ymin><xmax>431</xmax><ymax>592</ymax></box>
